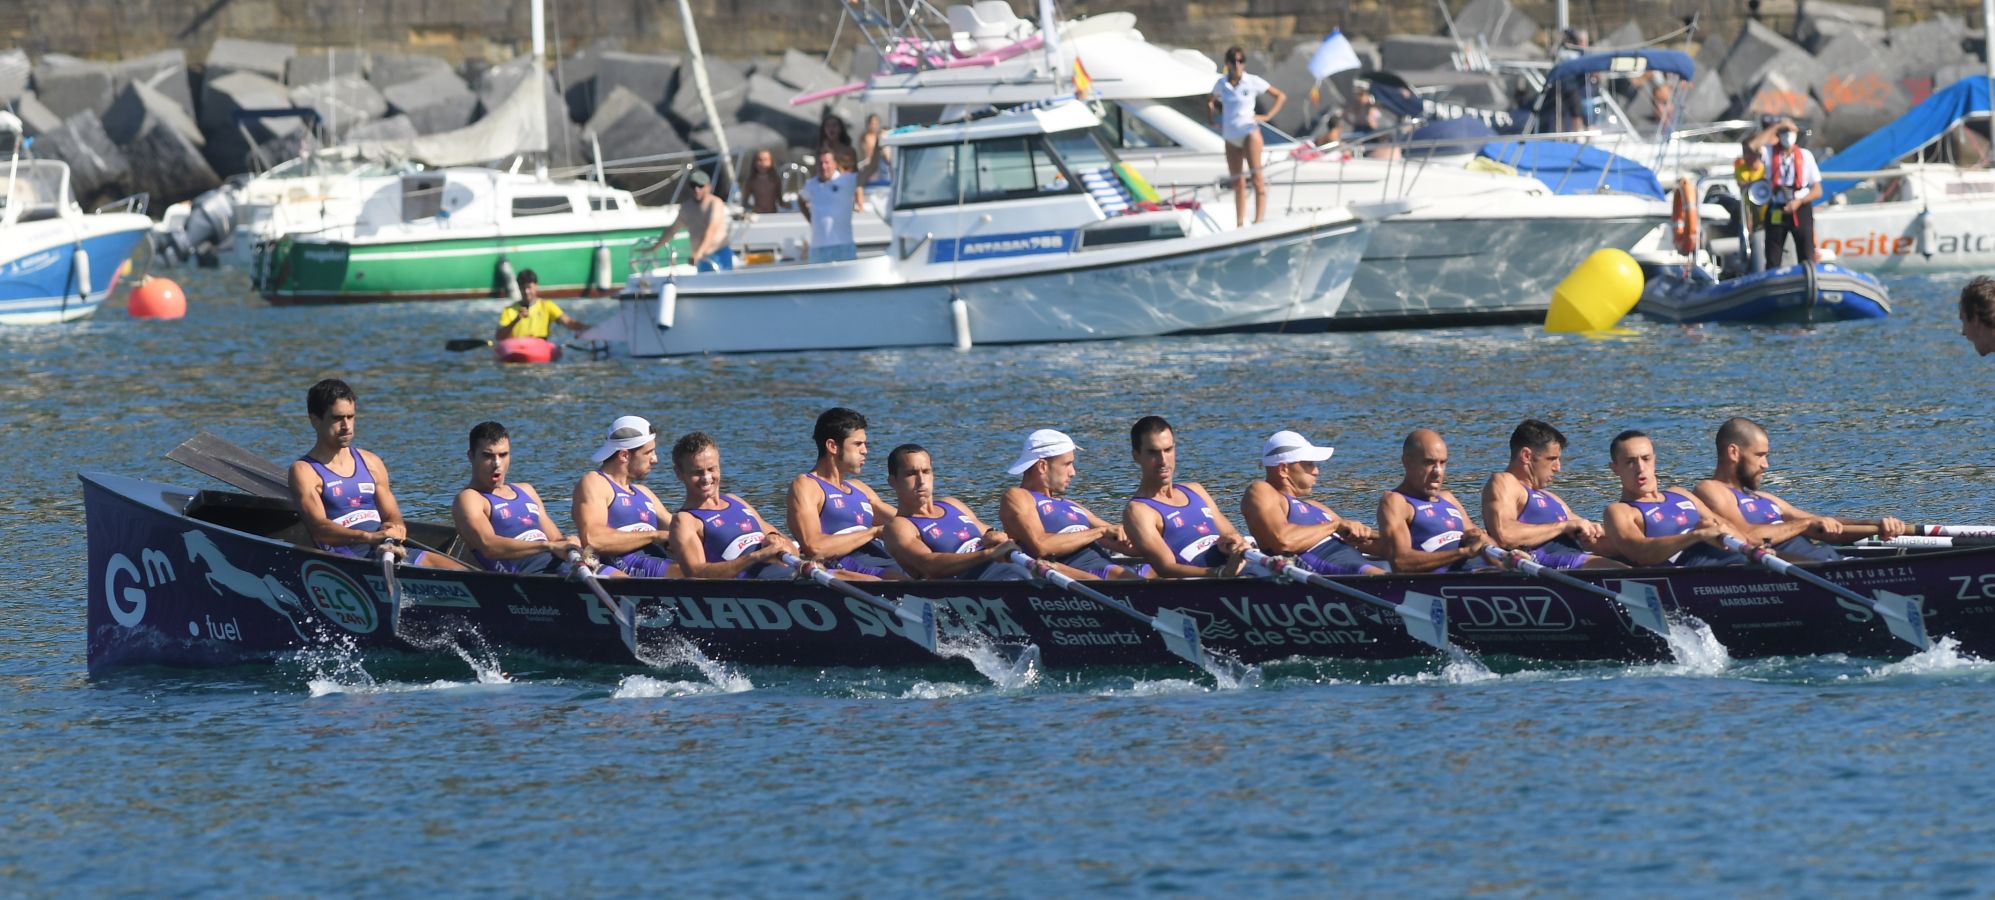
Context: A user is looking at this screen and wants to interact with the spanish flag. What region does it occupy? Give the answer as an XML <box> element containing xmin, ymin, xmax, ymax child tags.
<box><xmin>1073</xmin><ymin>56</ymin><xmax>1093</xmax><ymax>99</ymax></box>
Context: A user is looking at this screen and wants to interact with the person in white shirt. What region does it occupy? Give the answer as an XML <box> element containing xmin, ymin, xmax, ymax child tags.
<box><xmin>1206</xmin><ymin>46</ymin><xmax>1285</xmax><ymax>227</ymax></box>
<box><xmin>1751</xmin><ymin>117</ymin><xmax>1823</xmax><ymax>268</ymax></box>
<box><xmin>799</xmin><ymin>151</ymin><xmax>864</xmax><ymax>264</ymax></box>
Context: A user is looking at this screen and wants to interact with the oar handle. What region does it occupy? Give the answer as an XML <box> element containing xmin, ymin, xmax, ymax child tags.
<box><xmin>1245</xmin><ymin>549</ymin><xmax>1403</xmax><ymax>616</ymax></box>
<box><xmin>781</xmin><ymin>552</ymin><xmax>888</xmax><ymax>613</ymax></box>
<box><xmin>1484</xmin><ymin>545</ymin><xmax>1615</xmax><ymax>600</ymax></box>
<box><xmin>1006</xmin><ymin>551</ymin><xmax>1148</xmax><ymax>623</ymax></box>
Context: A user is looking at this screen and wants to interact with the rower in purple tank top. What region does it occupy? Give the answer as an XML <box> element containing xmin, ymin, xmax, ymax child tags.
<box><xmin>288</xmin><ymin>378</ymin><xmax>466</xmax><ymax>569</ymax></box>
<box><xmin>786</xmin><ymin>407</ymin><xmax>902</xmax><ymax>579</ymax></box>
<box><xmin>1241</xmin><ymin>430</ymin><xmax>1387</xmax><ymax>575</ymax></box>
<box><xmin>571</xmin><ymin>415</ymin><xmax>676</xmax><ymax>578</ymax></box>
<box><xmin>1480</xmin><ymin>419</ymin><xmax>1622</xmax><ymax>570</ymax></box>
<box><xmin>1693</xmin><ymin>417</ymin><xmax>1908</xmax><ymax>563</ymax></box>
<box><xmin>452</xmin><ymin>421</ymin><xmax>584</xmax><ymax>575</ymax></box>
<box><xmin>1377</xmin><ymin>429</ymin><xmax>1495</xmax><ymax>574</ymax></box>
<box><xmin>665</xmin><ymin>432</ymin><xmax>799</xmax><ymax>580</ymax></box>
<box><xmin>997</xmin><ymin>428</ymin><xmax>1142</xmax><ymax>580</ymax></box>
<box><xmin>1603</xmin><ymin>430</ymin><xmax>1746</xmax><ymax>567</ymax></box>
<box><xmin>883</xmin><ymin>445</ymin><xmax>1030</xmax><ymax>580</ymax></box>
<box><xmin>1122</xmin><ymin>416</ymin><xmax>1249</xmax><ymax>578</ymax></box>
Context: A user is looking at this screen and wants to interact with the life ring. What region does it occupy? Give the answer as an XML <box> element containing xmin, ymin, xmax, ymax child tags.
<box><xmin>1671</xmin><ymin>176</ymin><xmax>1700</xmax><ymax>255</ymax></box>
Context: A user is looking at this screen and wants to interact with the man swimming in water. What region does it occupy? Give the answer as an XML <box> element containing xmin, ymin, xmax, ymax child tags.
<box><xmin>996</xmin><ymin>428</ymin><xmax>1142</xmax><ymax>580</ymax></box>
<box><xmin>1692</xmin><ymin>417</ymin><xmax>1907</xmax><ymax>563</ymax></box>
<box><xmin>1377</xmin><ymin>429</ymin><xmax>1493</xmax><ymax>574</ymax></box>
<box><xmin>785</xmin><ymin>407</ymin><xmax>903</xmax><ymax>578</ymax></box>
<box><xmin>1123</xmin><ymin>416</ymin><xmax>1249</xmax><ymax>578</ymax></box>
<box><xmin>1602</xmin><ymin>430</ymin><xmax>1744</xmax><ymax>567</ymax></box>
<box><xmin>1480</xmin><ymin>419</ymin><xmax>1622</xmax><ymax>569</ymax></box>
<box><xmin>289</xmin><ymin>378</ymin><xmax>467</xmax><ymax>569</ymax></box>
<box><xmin>1240</xmin><ymin>429</ymin><xmax>1385</xmax><ymax>575</ymax></box>
<box><xmin>665</xmin><ymin>431</ymin><xmax>798</xmax><ymax>579</ymax></box>
<box><xmin>570</xmin><ymin>415</ymin><xmax>676</xmax><ymax>578</ymax></box>
<box><xmin>451</xmin><ymin>420</ymin><xmax>582</xmax><ymax>574</ymax></box>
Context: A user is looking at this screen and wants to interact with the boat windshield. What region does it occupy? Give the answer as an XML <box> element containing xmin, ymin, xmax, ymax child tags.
<box><xmin>1097</xmin><ymin>103</ymin><xmax>1180</xmax><ymax>150</ymax></box>
<box><xmin>895</xmin><ymin>135</ymin><xmax>1077</xmax><ymax>209</ymax></box>
<box><xmin>1</xmin><ymin>161</ymin><xmax>71</xmax><ymax>219</ymax></box>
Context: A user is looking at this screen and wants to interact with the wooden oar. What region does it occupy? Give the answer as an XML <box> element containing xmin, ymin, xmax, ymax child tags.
<box><xmin>1244</xmin><ymin>549</ymin><xmax>1451</xmax><ymax>652</ymax></box>
<box><xmin>166</xmin><ymin>431</ymin><xmax>290</xmax><ymax>500</ymax></box>
<box><xmin>1721</xmin><ymin>535</ymin><xmax>1931</xmax><ymax>651</ymax></box>
<box><xmin>568</xmin><ymin>550</ymin><xmax>639</xmax><ymax>656</ymax></box>
<box><xmin>1008</xmin><ymin>550</ymin><xmax>1259</xmax><ymax>685</ymax></box>
<box><xmin>381</xmin><ymin>540</ymin><xmax>406</xmax><ymax>635</ymax></box>
<box><xmin>1481</xmin><ymin>547</ymin><xmax>1671</xmax><ymax>639</ymax></box>
<box><xmin>781</xmin><ymin>552</ymin><xmax>939</xmax><ymax>654</ymax></box>
<box><xmin>445</xmin><ymin>338</ymin><xmax>494</xmax><ymax>352</ymax></box>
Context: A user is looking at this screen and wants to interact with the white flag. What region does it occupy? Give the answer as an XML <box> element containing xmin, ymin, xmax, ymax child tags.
<box><xmin>1308</xmin><ymin>29</ymin><xmax>1362</xmax><ymax>81</ymax></box>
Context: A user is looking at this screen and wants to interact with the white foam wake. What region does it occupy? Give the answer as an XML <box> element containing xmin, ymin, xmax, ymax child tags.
<box><xmin>937</xmin><ymin>635</ymin><xmax>1041</xmax><ymax>691</ymax></box>
<box><xmin>1659</xmin><ymin>616</ymin><xmax>1732</xmax><ymax>675</ymax></box>
<box><xmin>633</xmin><ymin>635</ymin><xmax>754</xmax><ymax>693</ymax></box>
<box><xmin>1862</xmin><ymin>637</ymin><xmax>1991</xmax><ymax>679</ymax></box>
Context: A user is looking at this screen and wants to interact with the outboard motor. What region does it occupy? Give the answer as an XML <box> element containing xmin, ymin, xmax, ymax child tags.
<box><xmin>156</xmin><ymin>186</ymin><xmax>238</xmax><ymax>265</ymax></box>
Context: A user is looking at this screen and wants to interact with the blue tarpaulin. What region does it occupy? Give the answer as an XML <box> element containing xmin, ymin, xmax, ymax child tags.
<box><xmin>1477</xmin><ymin>140</ymin><xmax>1667</xmax><ymax>199</ymax></box>
<box><xmin>1544</xmin><ymin>49</ymin><xmax>1696</xmax><ymax>86</ymax></box>
<box><xmin>1818</xmin><ymin>77</ymin><xmax>1992</xmax><ymax>200</ymax></box>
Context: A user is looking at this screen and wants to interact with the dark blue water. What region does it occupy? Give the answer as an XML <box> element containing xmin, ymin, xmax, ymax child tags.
<box><xmin>6</xmin><ymin>269</ymin><xmax>1994</xmax><ymax>894</ymax></box>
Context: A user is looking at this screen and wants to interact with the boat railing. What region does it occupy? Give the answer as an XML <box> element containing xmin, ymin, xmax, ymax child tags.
<box><xmin>1265</xmin><ymin>125</ymin><xmax>1648</xmax><ymax>214</ymax></box>
<box><xmin>95</xmin><ymin>193</ymin><xmax>149</xmax><ymax>216</ymax></box>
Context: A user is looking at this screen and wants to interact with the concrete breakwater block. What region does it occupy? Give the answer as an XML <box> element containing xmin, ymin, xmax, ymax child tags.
<box><xmin>595</xmin><ymin>51</ymin><xmax>679</xmax><ymax>115</ymax></box>
<box><xmin>669</xmin><ymin>57</ymin><xmax>751</xmax><ymax>133</ymax></box>
<box><xmin>122</xmin><ymin>118</ymin><xmax>221</xmax><ymax>206</ymax></box>
<box><xmin>1380</xmin><ymin>35</ymin><xmax>1462</xmax><ymax>74</ymax></box>
<box><xmin>32</xmin><ymin>59</ymin><xmax>115</xmax><ymax>120</ymax></box>
<box><xmin>1600</xmin><ymin>19</ymin><xmax>1643</xmax><ymax>49</ymax></box>
<box><xmin>199</xmin><ymin>71</ymin><xmax>301</xmax><ymax>178</ymax></box>
<box><xmin>1795</xmin><ymin>0</ymin><xmax>1885</xmax><ymax>51</ymax></box>
<box><xmin>585</xmin><ymin>85</ymin><xmax>689</xmax><ymax>189</ymax></box>
<box><xmin>112</xmin><ymin>50</ymin><xmax>196</xmax><ymax>120</ymax></box>
<box><xmin>343</xmin><ymin>114</ymin><xmax>418</xmax><ymax>143</ymax></box>
<box><xmin>774</xmin><ymin>48</ymin><xmax>843</xmax><ymax>93</ymax></box>
<box><xmin>286</xmin><ymin>50</ymin><xmax>369</xmax><ymax>87</ymax></box>
<box><xmin>37</xmin><ymin>111</ymin><xmax>130</xmax><ymax>204</ymax></box>
<box><xmin>1738</xmin><ymin>69</ymin><xmax>1823</xmax><ymax>124</ymax></box>
<box><xmin>738</xmin><ymin>73</ymin><xmax>841</xmax><ymax>148</ymax></box>
<box><xmin>382</xmin><ymin>69</ymin><xmax>477</xmax><ymax>135</ymax></box>
<box><xmin>558</xmin><ymin>41</ymin><xmax>622</xmax><ymax>122</ymax></box>
<box><xmin>368</xmin><ymin>52</ymin><xmax>452</xmax><ymax>90</ymax></box>
<box><xmin>1678</xmin><ymin>71</ymin><xmax>1731</xmax><ymax>123</ymax></box>
<box><xmin>0</xmin><ymin>49</ymin><xmax>27</xmax><ymax>105</ymax></box>
<box><xmin>1718</xmin><ymin>19</ymin><xmax>1811</xmax><ymax>96</ymax></box>
<box><xmin>14</xmin><ymin>92</ymin><xmax>63</xmax><ymax>135</ymax></box>
<box><xmin>1885</xmin><ymin>14</ymin><xmax>1972</xmax><ymax>81</ymax></box>
<box><xmin>688</xmin><ymin>120</ymin><xmax>787</xmax><ymax>156</ymax></box>
<box><xmin>104</xmin><ymin>80</ymin><xmax>205</xmax><ymax>147</ymax></box>
<box><xmin>1450</xmin><ymin>0</ymin><xmax>1539</xmax><ymax>49</ymax></box>
<box><xmin>205</xmin><ymin>38</ymin><xmax>296</xmax><ymax>81</ymax></box>
<box><xmin>291</xmin><ymin>75</ymin><xmax>388</xmax><ymax>135</ymax></box>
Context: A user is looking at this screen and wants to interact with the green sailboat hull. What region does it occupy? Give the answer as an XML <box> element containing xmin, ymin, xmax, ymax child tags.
<box><xmin>257</xmin><ymin>228</ymin><xmax>691</xmax><ymax>304</ymax></box>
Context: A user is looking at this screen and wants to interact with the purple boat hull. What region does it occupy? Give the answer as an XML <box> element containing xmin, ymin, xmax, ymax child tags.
<box><xmin>83</xmin><ymin>472</ymin><xmax>1995</xmax><ymax>673</ymax></box>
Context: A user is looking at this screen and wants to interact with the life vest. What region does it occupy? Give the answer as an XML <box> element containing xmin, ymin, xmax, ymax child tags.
<box><xmin>1670</xmin><ymin>176</ymin><xmax>1700</xmax><ymax>255</ymax></box>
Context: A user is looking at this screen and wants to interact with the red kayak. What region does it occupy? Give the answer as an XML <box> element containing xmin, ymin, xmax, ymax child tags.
<box><xmin>494</xmin><ymin>337</ymin><xmax>562</xmax><ymax>364</ymax></box>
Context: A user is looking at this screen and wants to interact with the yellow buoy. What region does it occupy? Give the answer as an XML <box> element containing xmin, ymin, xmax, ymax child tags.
<box><xmin>1545</xmin><ymin>248</ymin><xmax>1644</xmax><ymax>333</ymax></box>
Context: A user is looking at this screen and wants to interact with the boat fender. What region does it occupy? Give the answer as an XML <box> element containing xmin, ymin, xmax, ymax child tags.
<box><xmin>655</xmin><ymin>272</ymin><xmax>677</xmax><ymax>329</ymax></box>
<box><xmin>71</xmin><ymin>246</ymin><xmax>91</xmax><ymax>298</ymax></box>
<box><xmin>1670</xmin><ymin>177</ymin><xmax>1700</xmax><ymax>256</ymax></box>
<box><xmin>591</xmin><ymin>244</ymin><xmax>613</xmax><ymax>294</ymax></box>
<box><xmin>1545</xmin><ymin>248</ymin><xmax>1643</xmax><ymax>333</ymax></box>
<box><xmin>950</xmin><ymin>292</ymin><xmax>972</xmax><ymax>351</ymax></box>
<box><xmin>496</xmin><ymin>258</ymin><xmax>519</xmax><ymax>301</ymax></box>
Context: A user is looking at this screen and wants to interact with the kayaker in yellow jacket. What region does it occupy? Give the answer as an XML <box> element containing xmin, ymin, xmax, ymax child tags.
<box><xmin>495</xmin><ymin>269</ymin><xmax>588</xmax><ymax>342</ymax></box>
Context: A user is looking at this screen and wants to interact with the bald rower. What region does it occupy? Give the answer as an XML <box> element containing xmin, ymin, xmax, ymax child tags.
<box><xmin>1692</xmin><ymin>416</ymin><xmax>1907</xmax><ymax>563</ymax></box>
<box><xmin>997</xmin><ymin>428</ymin><xmax>1142</xmax><ymax>580</ymax></box>
<box><xmin>1480</xmin><ymin>419</ymin><xmax>1622</xmax><ymax>569</ymax></box>
<box><xmin>1377</xmin><ymin>429</ymin><xmax>1494</xmax><ymax>573</ymax></box>
<box><xmin>1241</xmin><ymin>430</ymin><xmax>1386</xmax><ymax>575</ymax></box>
<box><xmin>1602</xmin><ymin>430</ymin><xmax>1745</xmax><ymax>567</ymax></box>
<box><xmin>1123</xmin><ymin>415</ymin><xmax>1249</xmax><ymax>578</ymax></box>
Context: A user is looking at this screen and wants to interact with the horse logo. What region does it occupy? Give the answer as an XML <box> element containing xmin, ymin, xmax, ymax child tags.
<box><xmin>182</xmin><ymin>530</ymin><xmax>310</xmax><ymax>641</ymax></box>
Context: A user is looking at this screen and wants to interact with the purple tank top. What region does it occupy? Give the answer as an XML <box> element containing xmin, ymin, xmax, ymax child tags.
<box><xmin>1623</xmin><ymin>489</ymin><xmax>1703</xmax><ymax>538</ymax></box>
<box><xmin>1398</xmin><ymin>490</ymin><xmax>1468</xmax><ymax>553</ymax></box>
<box><xmin>301</xmin><ymin>448</ymin><xmax>381</xmax><ymax>557</ymax></box>
<box><xmin>1517</xmin><ymin>486</ymin><xmax>1571</xmax><ymax>526</ymax></box>
<box><xmin>1030</xmin><ymin>490</ymin><xmax>1094</xmax><ymax>535</ymax></box>
<box><xmin>475</xmin><ymin>485</ymin><xmax>550</xmax><ymax>572</ymax></box>
<box><xmin>1130</xmin><ymin>489</ymin><xmax>1225</xmax><ymax>566</ymax></box>
<box><xmin>809</xmin><ymin>473</ymin><xmax>874</xmax><ymax>535</ymax></box>
<box><xmin>597</xmin><ymin>471</ymin><xmax>663</xmax><ymax>532</ymax></box>
<box><xmin>906</xmin><ymin>500</ymin><xmax>985</xmax><ymax>555</ymax></box>
<box><xmin>1730</xmin><ymin>487</ymin><xmax>1784</xmax><ymax>526</ymax></box>
<box><xmin>692</xmin><ymin>495</ymin><xmax>768</xmax><ymax>563</ymax></box>
<box><xmin>1286</xmin><ymin>495</ymin><xmax>1334</xmax><ymax>526</ymax></box>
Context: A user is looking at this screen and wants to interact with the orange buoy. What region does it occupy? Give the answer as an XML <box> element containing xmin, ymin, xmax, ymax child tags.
<box><xmin>127</xmin><ymin>277</ymin><xmax>187</xmax><ymax>320</ymax></box>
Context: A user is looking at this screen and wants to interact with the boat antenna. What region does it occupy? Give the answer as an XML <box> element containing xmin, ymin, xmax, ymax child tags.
<box><xmin>1038</xmin><ymin>0</ymin><xmax>1066</xmax><ymax>93</ymax></box>
<box><xmin>531</xmin><ymin>0</ymin><xmax>550</xmax><ymax>178</ymax></box>
<box><xmin>675</xmin><ymin>0</ymin><xmax>739</xmax><ymax>194</ymax></box>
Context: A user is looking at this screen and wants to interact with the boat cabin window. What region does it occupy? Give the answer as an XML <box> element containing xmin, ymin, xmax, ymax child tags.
<box><xmin>1097</xmin><ymin>104</ymin><xmax>1177</xmax><ymax>150</ymax></box>
<box><xmin>512</xmin><ymin>195</ymin><xmax>575</xmax><ymax>216</ymax></box>
<box><xmin>895</xmin><ymin>136</ymin><xmax>1076</xmax><ymax>209</ymax></box>
<box><xmin>402</xmin><ymin>174</ymin><xmax>446</xmax><ymax>222</ymax></box>
<box><xmin>589</xmin><ymin>196</ymin><xmax>622</xmax><ymax>211</ymax></box>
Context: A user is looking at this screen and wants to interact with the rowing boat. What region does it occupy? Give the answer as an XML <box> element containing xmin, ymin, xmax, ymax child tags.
<box><xmin>82</xmin><ymin>470</ymin><xmax>1995</xmax><ymax>674</ymax></box>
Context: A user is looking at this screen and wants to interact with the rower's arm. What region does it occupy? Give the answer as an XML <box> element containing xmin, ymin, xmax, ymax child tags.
<box><xmin>1122</xmin><ymin>501</ymin><xmax>1214</xmax><ymax>578</ymax></box>
<box><xmin>786</xmin><ymin>475</ymin><xmax>881</xmax><ymax>560</ymax></box>
<box><xmin>451</xmin><ymin>489</ymin><xmax>533</xmax><ymax>562</ymax></box>
<box><xmin>289</xmin><ymin>459</ymin><xmax>384</xmax><ymax>550</ymax></box>
<box><xmin>883</xmin><ymin>512</ymin><xmax>1002</xmax><ymax>580</ymax></box>
<box><xmin>361</xmin><ymin>451</ymin><xmax>411</xmax><ymax>542</ymax></box>
<box><xmin>1692</xmin><ymin>481</ymin><xmax>1816</xmax><ymax>546</ymax></box>
<box><xmin>1375</xmin><ymin>492</ymin><xmax>1482</xmax><ymax>574</ymax></box>
<box><xmin>1000</xmin><ymin>487</ymin><xmax>1110</xmax><ymax>559</ymax></box>
<box><xmin>1820</xmin><ymin>514</ymin><xmax>1910</xmax><ymax>542</ymax></box>
<box><xmin>1603</xmin><ymin>502</ymin><xmax>1716</xmax><ymax>566</ymax></box>
<box><xmin>1481</xmin><ymin>475</ymin><xmax>1573</xmax><ymax>550</ymax></box>
<box><xmin>1240</xmin><ymin>482</ymin><xmax>1338</xmax><ymax>554</ymax></box>
<box><xmin>571</xmin><ymin>476</ymin><xmax>666</xmax><ymax>557</ymax></box>
<box><xmin>1186</xmin><ymin>483</ymin><xmax>1248</xmax><ymax>554</ymax></box>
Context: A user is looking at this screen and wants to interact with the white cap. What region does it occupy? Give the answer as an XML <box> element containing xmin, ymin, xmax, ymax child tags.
<box><xmin>1006</xmin><ymin>428</ymin><xmax>1079</xmax><ymax>475</ymax></box>
<box><xmin>591</xmin><ymin>415</ymin><xmax>657</xmax><ymax>463</ymax></box>
<box><xmin>1261</xmin><ymin>430</ymin><xmax>1333</xmax><ymax>466</ymax></box>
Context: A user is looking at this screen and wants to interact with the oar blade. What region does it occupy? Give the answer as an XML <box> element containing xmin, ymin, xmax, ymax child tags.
<box><xmin>1610</xmin><ymin>580</ymin><xmax>1670</xmax><ymax>638</ymax></box>
<box><xmin>444</xmin><ymin>338</ymin><xmax>493</xmax><ymax>352</ymax></box>
<box><xmin>895</xmin><ymin>597</ymin><xmax>940</xmax><ymax>654</ymax></box>
<box><xmin>1151</xmin><ymin>606</ymin><xmax>1207</xmax><ymax>668</ymax></box>
<box><xmin>1394</xmin><ymin>591</ymin><xmax>1451</xmax><ymax>652</ymax></box>
<box><xmin>1873</xmin><ymin>589</ymin><xmax>1932</xmax><ymax>651</ymax></box>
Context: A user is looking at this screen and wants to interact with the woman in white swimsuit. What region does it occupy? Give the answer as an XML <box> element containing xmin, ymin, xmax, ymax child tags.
<box><xmin>1206</xmin><ymin>46</ymin><xmax>1286</xmax><ymax>227</ymax></box>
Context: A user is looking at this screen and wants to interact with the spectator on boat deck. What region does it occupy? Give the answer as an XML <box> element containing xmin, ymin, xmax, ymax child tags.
<box><xmin>1208</xmin><ymin>46</ymin><xmax>1285</xmax><ymax>227</ymax></box>
<box><xmin>1123</xmin><ymin>416</ymin><xmax>1250</xmax><ymax>578</ymax></box>
<box><xmin>1344</xmin><ymin>85</ymin><xmax>1381</xmax><ymax>137</ymax></box>
<box><xmin>638</xmin><ymin>169</ymin><xmax>732</xmax><ymax>272</ymax></box>
<box><xmin>570</xmin><ymin>416</ymin><xmax>676</xmax><ymax>578</ymax></box>
<box><xmin>666</xmin><ymin>431</ymin><xmax>799</xmax><ymax>579</ymax></box>
<box><xmin>452</xmin><ymin>420</ymin><xmax>588</xmax><ymax>576</ymax></box>
<box><xmin>1552</xmin><ymin>28</ymin><xmax>1594</xmax><ymax>131</ymax></box>
<box><xmin>289</xmin><ymin>378</ymin><xmax>468</xmax><ymax>569</ymax></box>
<box><xmin>1694</xmin><ymin>417</ymin><xmax>1907</xmax><ymax>564</ymax></box>
<box><xmin>818</xmin><ymin>111</ymin><xmax>856</xmax><ymax>166</ymax></box>
<box><xmin>742</xmin><ymin>150</ymin><xmax>785</xmax><ymax>215</ymax></box>
<box><xmin>857</xmin><ymin>114</ymin><xmax>892</xmax><ymax>185</ymax></box>
<box><xmin>1961</xmin><ymin>276</ymin><xmax>1995</xmax><ymax>356</ymax></box>
<box><xmin>799</xmin><ymin>151</ymin><xmax>863</xmax><ymax>264</ymax></box>
<box><xmin>786</xmin><ymin>407</ymin><xmax>903</xmax><ymax>579</ymax></box>
<box><xmin>1376</xmin><ymin>429</ymin><xmax>1495</xmax><ymax>574</ymax></box>
<box><xmin>998</xmin><ymin>428</ymin><xmax>1144</xmax><ymax>581</ymax></box>
<box><xmin>1601</xmin><ymin>430</ymin><xmax>1744</xmax><ymax>567</ymax></box>
<box><xmin>882</xmin><ymin>444</ymin><xmax>1031</xmax><ymax>581</ymax></box>
<box><xmin>1242</xmin><ymin>430</ymin><xmax>1386</xmax><ymax>575</ymax></box>
<box><xmin>495</xmin><ymin>269</ymin><xmax>587</xmax><ymax>342</ymax></box>
<box><xmin>1748</xmin><ymin>117</ymin><xmax>1823</xmax><ymax>268</ymax></box>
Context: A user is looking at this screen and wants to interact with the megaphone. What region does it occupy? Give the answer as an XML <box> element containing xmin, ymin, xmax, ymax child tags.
<box><xmin>1746</xmin><ymin>181</ymin><xmax>1772</xmax><ymax>206</ymax></box>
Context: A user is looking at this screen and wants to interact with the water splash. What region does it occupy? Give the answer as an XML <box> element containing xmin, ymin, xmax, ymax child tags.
<box><xmin>1387</xmin><ymin>648</ymin><xmax>1498</xmax><ymax>685</ymax></box>
<box><xmin>901</xmin><ymin>681</ymin><xmax>978</xmax><ymax>700</ymax></box>
<box><xmin>397</xmin><ymin>620</ymin><xmax>511</xmax><ymax>685</ymax></box>
<box><xmin>1095</xmin><ymin>678</ymin><xmax>1207</xmax><ymax>697</ymax></box>
<box><xmin>1861</xmin><ymin>637</ymin><xmax>1991</xmax><ymax>679</ymax></box>
<box><xmin>1660</xmin><ymin>616</ymin><xmax>1732</xmax><ymax>675</ymax></box>
<box><xmin>937</xmin><ymin>635</ymin><xmax>1041</xmax><ymax>691</ymax></box>
<box><xmin>308</xmin><ymin>678</ymin><xmax>473</xmax><ymax>697</ymax></box>
<box><xmin>1203</xmin><ymin>649</ymin><xmax>1263</xmax><ymax>691</ymax></box>
<box><xmin>612</xmin><ymin>675</ymin><xmax>743</xmax><ymax>699</ymax></box>
<box><xmin>634</xmin><ymin>634</ymin><xmax>754</xmax><ymax>693</ymax></box>
<box><xmin>293</xmin><ymin>629</ymin><xmax>378</xmax><ymax>693</ymax></box>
